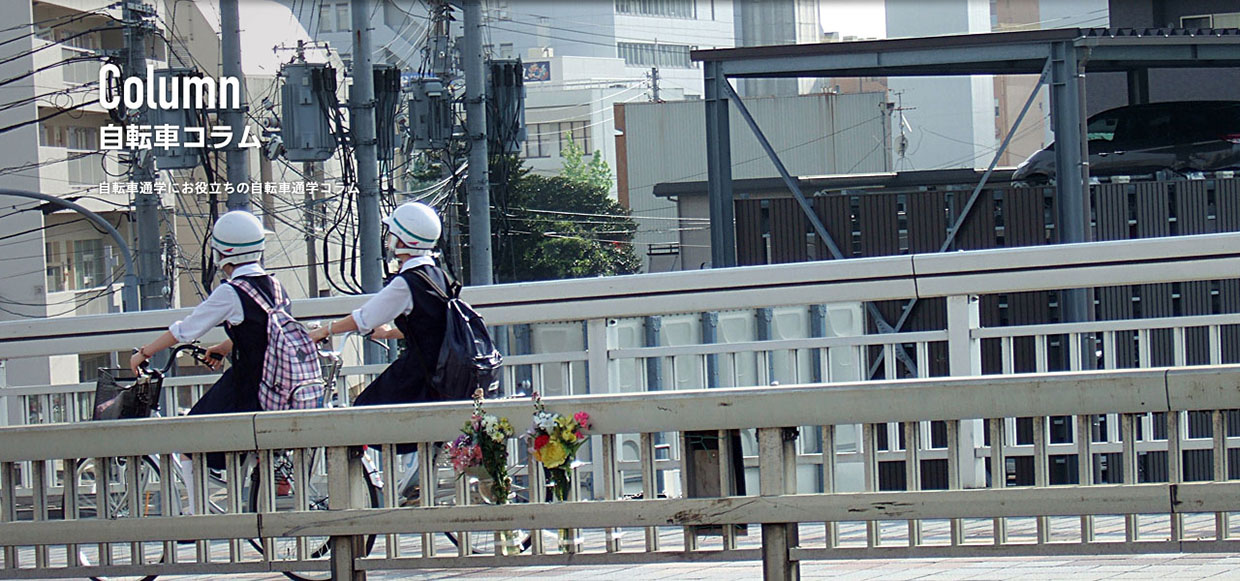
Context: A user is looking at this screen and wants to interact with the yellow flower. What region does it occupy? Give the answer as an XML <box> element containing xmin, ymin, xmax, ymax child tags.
<box><xmin>539</xmin><ymin>440</ymin><xmax>568</xmax><ymax>469</ymax></box>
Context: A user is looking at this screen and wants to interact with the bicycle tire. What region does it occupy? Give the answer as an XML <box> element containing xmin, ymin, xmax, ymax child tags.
<box><xmin>244</xmin><ymin>449</ymin><xmax>380</xmax><ymax>581</ymax></box>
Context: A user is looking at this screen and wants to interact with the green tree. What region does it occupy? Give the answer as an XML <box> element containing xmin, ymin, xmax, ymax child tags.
<box><xmin>559</xmin><ymin>132</ymin><xmax>612</xmax><ymax>192</ymax></box>
<box><xmin>491</xmin><ymin>155</ymin><xmax>641</xmax><ymax>283</ymax></box>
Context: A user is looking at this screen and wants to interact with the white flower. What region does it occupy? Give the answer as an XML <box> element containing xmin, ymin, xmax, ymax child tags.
<box><xmin>535</xmin><ymin>411</ymin><xmax>558</xmax><ymax>431</ymax></box>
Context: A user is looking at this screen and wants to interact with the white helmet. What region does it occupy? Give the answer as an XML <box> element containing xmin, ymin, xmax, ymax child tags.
<box><xmin>210</xmin><ymin>211</ymin><xmax>267</xmax><ymax>268</ymax></box>
<box><xmin>383</xmin><ymin>202</ymin><xmax>441</xmax><ymax>257</ymax></box>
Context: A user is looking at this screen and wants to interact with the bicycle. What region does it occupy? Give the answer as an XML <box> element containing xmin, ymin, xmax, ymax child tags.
<box><xmin>308</xmin><ymin>330</ymin><xmax>540</xmax><ymax>557</ymax></box>
<box><xmin>77</xmin><ymin>342</ymin><xmax>382</xmax><ymax>581</ymax></box>
<box><xmin>75</xmin><ymin>343</ymin><xmax>224</xmax><ymax>581</ymax></box>
<box><xmin>244</xmin><ymin>331</ymin><xmax>383</xmax><ymax>580</ymax></box>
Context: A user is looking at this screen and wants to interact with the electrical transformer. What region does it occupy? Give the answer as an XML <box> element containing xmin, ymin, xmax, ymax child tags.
<box><xmin>373</xmin><ymin>64</ymin><xmax>401</xmax><ymax>161</ymax></box>
<box><xmin>280</xmin><ymin>63</ymin><xmax>338</xmax><ymax>162</ymax></box>
<box><xmin>486</xmin><ymin>59</ymin><xmax>525</xmax><ymax>155</ymax></box>
<box><xmin>407</xmin><ymin>77</ymin><xmax>453</xmax><ymax>150</ymax></box>
<box><xmin>148</xmin><ymin>68</ymin><xmax>200</xmax><ymax>171</ymax></box>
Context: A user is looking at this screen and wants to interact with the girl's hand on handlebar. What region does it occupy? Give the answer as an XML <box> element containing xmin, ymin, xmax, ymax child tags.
<box><xmin>204</xmin><ymin>341</ymin><xmax>230</xmax><ymax>370</ymax></box>
<box><xmin>371</xmin><ymin>324</ymin><xmax>403</xmax><ymax>340</ymax></box>
<box><xmin>129</xmin><ymin>348</ymin><xmax>150</xmax><ymax>377</ymax></box>
<box><xmin>308</xmin><ymin>325</ymin><xmax>331</xmax><ymax>343</ymax></box>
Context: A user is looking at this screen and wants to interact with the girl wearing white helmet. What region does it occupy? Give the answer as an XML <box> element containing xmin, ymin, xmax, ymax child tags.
<box><xmin>309</xmin><ymin>201</ymin><xmax>449</xmax><ymax>437</ymax></box>
<box><xmin>130</xmin><ymin>210</ymin><xmax>292</xmax><ymax>459</ymax></box>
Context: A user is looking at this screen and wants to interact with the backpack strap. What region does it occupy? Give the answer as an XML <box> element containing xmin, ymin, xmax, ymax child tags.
<box><xmin>229</xmin><ymin>276</ymin><xmax>280</xmax><ymax>315</ymax></box>
<box><xmin>409</xmin><ymin>265</ymin><xmax>455</xmax><ymax>300</ymax></box>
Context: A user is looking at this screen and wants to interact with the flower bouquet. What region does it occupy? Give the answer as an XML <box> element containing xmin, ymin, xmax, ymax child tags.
<box><xmin>526</xmin><ymin>391</ymin><xmax>591</xmax><ymax>552</ymax></box>
<box><xmin>443</xmin><ymin>390</ymin><xmax>521</xmax><ymax>554</ymax></box>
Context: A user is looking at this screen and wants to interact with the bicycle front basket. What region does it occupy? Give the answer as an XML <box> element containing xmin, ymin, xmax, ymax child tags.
<box><xmin>92</xmin><ymin>368</ymin><xmax>155</xmax><ymax>421</ymax></box>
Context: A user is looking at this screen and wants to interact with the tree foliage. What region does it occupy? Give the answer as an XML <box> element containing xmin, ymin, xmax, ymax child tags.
<box><xmin>492</xmin><ymin>154</ymin><xmax>641</xmax><ymax>283</ymax></box>
<box><xmin>559</xmin><ymin>133</ymin><xmax>613</xmax><ymax>193</ymax></box>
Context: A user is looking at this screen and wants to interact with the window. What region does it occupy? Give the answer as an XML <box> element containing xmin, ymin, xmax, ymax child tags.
<box><xmin>1087</xmin><ymin>114</ymin><xmax>1119</xmax><ymax>142</ymax></box>
<box><xmin>62</xmin><ymin>49</ymin><xmax>100</xmax><ymax>84</ymax></box>
<box><xmin>617</xmin><ymin>41</ymin><xmax>694</xmax><ymax>68</ymax></box>
<box><xmin>46</xmin><ymin>241</ymin><xmax>66</xmax><ymax>293</ymax></box>
<box><xmin>523</xmin><ymin>123</ymin><xmax>554</xmax><ymax>158</ymax></box>
<box><xmin>78</xmin><ymin>352</ymin><xmax>115</xmax><ymax>383</ymax></box>
<box><xmin>73</xmin><ymin>239</ymin><xmax>108</xmax><ymax>289</ymax></box>
<box><xmin>615</xmin><ymin>0</ymin><xmax>695</xmax><ymax>19</ymax></box>
<box><xmin>318</xmin><ymin>3</ymin><xmax>333</xmax><ymax>32</ymax></box>
<box><xmin>522</xmin><ymin>121</ymin><xmax>591</xmax><ymax>159</ymax></box>
<box><xmin>41</xmin><ymin>124</ymin><xmax>63</xmax><ymax>147</ymax></box>
<box><xmin>67</xmin><ymin>155</ymin><xmax>104</xmax><ymax>185</ymax></box>
<box><xmin>336</xmin><ymin>3</ymin><xmax>351</xmax><ymax>32</ymax></box>
<box><xmin>1182</xmin><ymin>15</ymin><xmax>1212</xmax><ymax>28</ymax></box>
<box><xmin>1216</xmin><ymin>13</ymin><xmax>1240</xmax><ymax>27</ymax></box>
<box><xmin>559</xmin><ymin>121</ymin><xmax>589</xmax><ymax>153</ymax></box>
<box><xmin>319</xmin><ymin>2</ymin><xmax>351</xmax><ymax>32</ymax></box>
<box><xmin>1181</xmin><ymin>12</ymin><xmax>1240</xmax><ymax>28</ymax></box>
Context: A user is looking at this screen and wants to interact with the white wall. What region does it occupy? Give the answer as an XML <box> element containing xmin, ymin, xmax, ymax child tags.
<box><xmin>886</xmin><ymin>0</ymin><xmax>994</xmax><ymax>171</ymax></box>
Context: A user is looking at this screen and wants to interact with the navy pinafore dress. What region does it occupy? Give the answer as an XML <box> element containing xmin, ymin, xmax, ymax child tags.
<box><xmin>188</xmin><ymin>274</ymin><xmax>273</xmax><ymax>468</ymax></box>
<box><xmin>353</xmin><ymin>265</ymin><xmax>449</xmax><ymax>411</ymax></box>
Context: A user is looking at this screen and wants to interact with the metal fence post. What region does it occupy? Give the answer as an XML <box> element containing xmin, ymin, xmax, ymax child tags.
<box><xmin>758</xmin><ymin>427</ymin><xmax>796</xmax><ymax>580</ymax></box>
<box><xmin>586</xmin><ymin>318</ymin><xmax>611</xmax><ymax>498</ymax></box>
<box><xmin>328</xmin><ymin>446</ymin><xmax>365</xmax><ymax>580</ymax></box>
<box><xmin>947</xmin><ymin>294</ymin><xmax>985</xmax><ymax>488</ymax></box>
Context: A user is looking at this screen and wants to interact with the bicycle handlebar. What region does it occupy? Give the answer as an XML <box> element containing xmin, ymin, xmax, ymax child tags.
<box><xmin>135</xmin><ymin>343</ymin><xmax>216</xmax><ymax>378</ymax></box>
<box><xmin>317</xmin><ymin>329</ymin><xmax>391</xmax><ymax>357</ymax></box>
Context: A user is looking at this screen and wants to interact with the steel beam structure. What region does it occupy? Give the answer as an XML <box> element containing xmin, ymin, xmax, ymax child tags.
<box><xmin>1049</xmin><ymin>40</ymin><xmax>1092</xmax><ymax>326</ymax></box>
<box><xmin>704</xmin><ymin>61</ymin><xmax>735</xmax><ymax>268</ymax></box>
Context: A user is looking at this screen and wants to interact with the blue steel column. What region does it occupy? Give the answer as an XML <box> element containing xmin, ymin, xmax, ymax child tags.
<box><xmin>701</xmin><ymin>312</ymin><xmax>719</xmax><ymax>388</ymax></box>
<box><xmin>809</xmin><ymin>305</ymin><xmax>826</xmax><ymax>383</ymax></box>
<box><xmin>1049</xmin><ymin>40</ymin><xmax>1092</xmax><ymax>325</ymax></box>
<box><xmin>704</xmin><ymin>60</ymin><xmax>736</xmax><ymax>268</ymax></box>
<box><xmin>644</xmin><ymin>316</ymin><xmax>663</xmax><ymax>391</ymax></box>
<box><xmin>756</xmin><ymin>308</ymin><xmax>774</xmax><ymax>382</ymax></box>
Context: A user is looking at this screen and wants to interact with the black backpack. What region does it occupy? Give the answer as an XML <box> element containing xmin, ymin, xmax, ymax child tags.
<box><xmin>409</xmin><ymin>268</ymin><xmax>503</xmax><ymax>401</ymax></box>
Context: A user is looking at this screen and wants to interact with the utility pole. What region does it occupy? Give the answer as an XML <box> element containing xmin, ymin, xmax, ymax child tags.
<box><xmin>462</xmin><ymin>0</ymin><xmax>492</xmax><ymax>285</ymax></box>
<box><xmin>220</xmin><ymin>0</ymin><xmax>250</xmax><ymax>209</ymax></box>
<box><xmin>123</xmin><ymin>0</ymin><xmax>165</xmax><ymax>312</ymax></box>
<box><xmin>350</xmin><ymin>0</ymin><xmax>382</xmax><ymax>296</ymax></box>
<box><xmin>305</xmin><ymin>161</ymin><xmax>321</xmax><ymax>298</ymax></box>
<box><xmin>425</xmin><ymin>1</ymin><xmax>463</xmax><ymax>276</ymax></box>
<box><xmin>649</xmin><ymin>66</ymin><xmax>662</xmax><ymax>102</ymax></box>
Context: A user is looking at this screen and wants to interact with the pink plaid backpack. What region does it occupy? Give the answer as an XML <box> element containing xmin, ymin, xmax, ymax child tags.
<box><xmin>230</xmin><ymin>277</ymin><xmax>325</xmax><ymax>411</ymax></box>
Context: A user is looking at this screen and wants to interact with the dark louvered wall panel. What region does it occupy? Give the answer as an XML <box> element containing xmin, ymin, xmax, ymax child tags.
<box><xmin>812</xmin><ymin>195</ymin><xmax>854</xmax><ymax>260</ymax></box>
<box><xmin>735</xmin><ymin>199</ymin><xmax>765</xmax><ymax>266</ymax></box>
<box><xmin>857</xmin><ymin>194</ymin><xmax>904</xmax><ymax>377</ymax></box>
<box><xmin>768</xmin><ymin>198</ymin><xmax>807</xmax><ymax>264</ymax></box>
<box><xmin>1220</xmin><ymin>180</ymin><xmax>1240</xmax><ymax>363</ymax></box>
<box><xmin>1134</xmin><ymin>182</ymin><xmax>1175</xmax><ymax>367</ymax></box>
<box><xmin>1094</xmin><ymin>184</ymin><xmax>1138</xmax><ymax>368</ymax></box>
<box><xmin>906</xmin><ymin>192</ymin><xmax>949</xmax><ymax>377</ymax></box>
<box><xmin>1177</xmin><ymin>181</ymin><xmax>1214</xmax><ymax>365</ymax></box>
<box><xmin>730</xmin><ymin>178</ymin><xmax>1240</xmax><ymax>378</ymax></box>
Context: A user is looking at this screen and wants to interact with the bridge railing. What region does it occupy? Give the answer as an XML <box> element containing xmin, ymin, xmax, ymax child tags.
<box><xmin>5</xmin><ymin>234</ymin><xmax>1240</xmax><ymax>505</ymax></box>
<box><xmin>2</xmin><ymin>366</ymin><xmax>1239</xmax><ymax>579</ymax></box>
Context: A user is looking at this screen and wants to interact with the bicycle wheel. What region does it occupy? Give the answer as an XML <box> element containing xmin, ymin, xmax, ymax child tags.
<box><xmin>245</xmin><ymin>449</ymin><xmax>379</xmax><ymax>581</ymax></box>
<box><xmin>74</xmin><ymin>457</ymin><xmax>162</xmax><ymax>581</ymax></box>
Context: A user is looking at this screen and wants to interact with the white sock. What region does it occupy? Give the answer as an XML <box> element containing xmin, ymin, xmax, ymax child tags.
<box><xmin>177</xmin><ymin>456</ymin><xmax>197</xmax><ymax>516</ymax></box>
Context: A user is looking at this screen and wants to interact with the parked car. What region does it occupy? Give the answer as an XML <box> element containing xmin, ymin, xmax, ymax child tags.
<box><xmin>1013</xmin><ymin>101</ymin><xmax>1240</xmax><ymax>184</ymax></box>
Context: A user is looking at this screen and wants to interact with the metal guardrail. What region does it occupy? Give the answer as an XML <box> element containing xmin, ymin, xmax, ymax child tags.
<box><xmin>2</xmin><ymin>367</ymin><xmax>1240</xmax><ymax>579</ymax></box>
